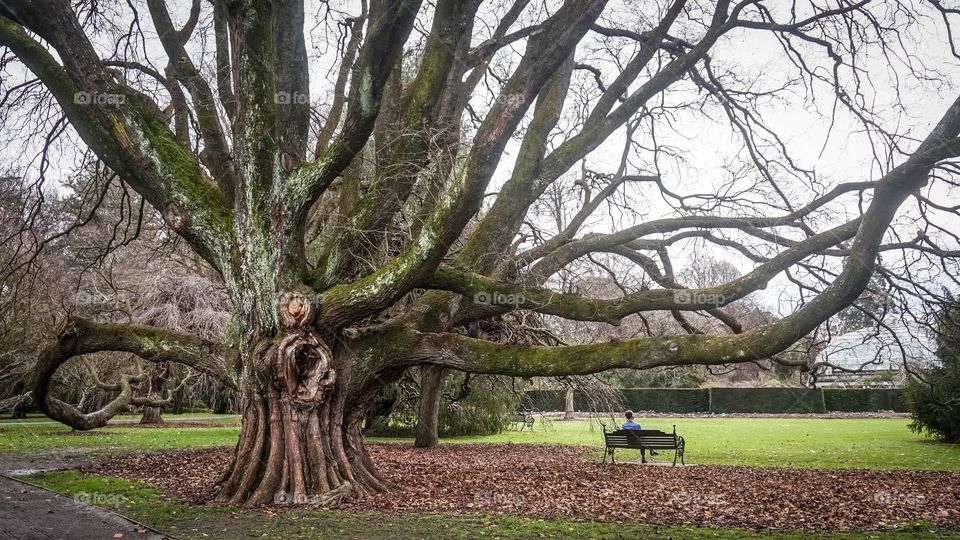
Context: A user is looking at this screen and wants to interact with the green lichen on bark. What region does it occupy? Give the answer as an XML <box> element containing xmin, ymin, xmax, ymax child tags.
<box><xmin>133</xmin><ymin>106</ymin><xmax>237</xmax><ymax>267</ymax></box>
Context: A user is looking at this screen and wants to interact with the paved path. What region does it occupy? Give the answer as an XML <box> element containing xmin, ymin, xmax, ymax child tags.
<box><xmin>0</xmin><ymin>448</ymin><xmax>100</xmax><ymax>476</ymax></box>
<box><xmin>0</xmin><ymin>475</ymin><xmax>170</xmax><ymax>540</ymax></box>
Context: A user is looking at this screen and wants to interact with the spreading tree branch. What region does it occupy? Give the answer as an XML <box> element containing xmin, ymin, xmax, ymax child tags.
<box><xmin>32</xmin><ymin>317</ymin><xmax>237</xmax><ymax>430</ymax></box>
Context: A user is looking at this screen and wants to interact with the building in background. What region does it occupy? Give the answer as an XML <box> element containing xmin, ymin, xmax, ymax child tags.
<box><xmin>815</xmin><ymin>325</ymin><xmax>940</xmax><ymax>387</ymax></box>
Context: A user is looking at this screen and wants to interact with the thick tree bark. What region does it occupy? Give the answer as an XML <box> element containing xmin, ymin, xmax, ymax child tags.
<box><xmin>140</xmin><ymin>406</ymin><xmax>163</xmax><ymax>424</ymax></box>
<box><xmin>564</xmin><ymin>387</ymin><xmax>575</xmax><ymax>420</ymax></box>
<box><xmin>413</xmin><ymin>366</ymin><xmax>447</xmax><ymax>448</ymax></box>
<box><xmin>139</xmin><ymin>363</ymin><xmax>166</xmax><ymax>424</ymax></box>
<box><xmin>215</xmin><ymin>333</ymin><xmax>393</xmax><ymax>506</ymax></box>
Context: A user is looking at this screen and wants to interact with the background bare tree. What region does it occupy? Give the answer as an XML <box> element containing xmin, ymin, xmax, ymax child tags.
<box><xmin>0</xmin><ymin>168</ymin><xmax>232</xmax><ymax>421</ymax></box>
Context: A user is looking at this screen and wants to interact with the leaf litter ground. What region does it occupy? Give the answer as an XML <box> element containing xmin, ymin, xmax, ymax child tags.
<box><xmin>83</xmin><ymin>443</ymin><xmax>960</xmax><ymax>531</ymax></box>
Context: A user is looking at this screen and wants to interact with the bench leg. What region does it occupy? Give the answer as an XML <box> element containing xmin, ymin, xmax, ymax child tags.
<box><xmin>640</xmin><ymin>448</ymin><xmax>647</xmax><ymax>464</ymax></box>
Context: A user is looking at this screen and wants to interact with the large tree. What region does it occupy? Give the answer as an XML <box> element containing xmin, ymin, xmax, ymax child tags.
<box><xmin>3</xmin><ymin>0</ymin><xmax>960</xmax><ymax>506</ymax></box>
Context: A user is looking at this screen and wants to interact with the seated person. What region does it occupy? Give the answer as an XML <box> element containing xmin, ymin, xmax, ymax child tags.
<box><xmin>621</xmin><ymin>410</ymin><xmax>658</xmax><ymax>458</ymax></box>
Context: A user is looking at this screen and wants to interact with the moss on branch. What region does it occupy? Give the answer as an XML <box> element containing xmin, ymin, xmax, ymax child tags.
<box><xmin>31</xmin><ymin>317</ymin><xmax>237</xmax><ymax>430</ymax></box>
<box><xmin>0</xmin><ymin>17</ymin><xmax>237</xmax><ymax>276</ymax></box>
<box><xmin>425</xmin><ymin>218</ymin><xmax>862</xmax><ymax>324</ymax></box>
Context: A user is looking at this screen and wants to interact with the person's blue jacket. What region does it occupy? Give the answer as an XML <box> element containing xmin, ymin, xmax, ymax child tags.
<box><xmin>622</xmin><ymin>420</ymin><xmax>641</xmax><ymax>430</ymax></box>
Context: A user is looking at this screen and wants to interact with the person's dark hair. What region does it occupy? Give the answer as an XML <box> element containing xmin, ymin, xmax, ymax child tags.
<box><xmin>624</xmin><ymin>410</ymin><xmax>634</xmax><ymax>420</ymax></box>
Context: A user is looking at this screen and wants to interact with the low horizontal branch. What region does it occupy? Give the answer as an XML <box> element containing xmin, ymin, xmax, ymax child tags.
<box><xmin>411</xmin><ymin>327</ymin><xmax>791</xmax><ymax>377</ymax></box>
<box><xmin>32</xmin><ymin>317</ymin><xmax>236</xmax><ymax>430</ymax></box>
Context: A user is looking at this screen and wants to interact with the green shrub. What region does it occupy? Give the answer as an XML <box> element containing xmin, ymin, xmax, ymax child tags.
<box><xmin>363</xmin><ymin>374</ymin><xmax>519</xmax><ymax>438</ymax></box>
<box><xmin>211</xmin><ymin>385</ymin><xmax>235</xmax><ymax>414</ymax></box>
<box><xmin>906</xmin><ymin>303</ymin><xmax>960</xmax><ymax>442</ymax></box>
<box><xmin>364</xmin><ymin>416</ymin><xmax>414</xmax><ymax>437</ymax></box>
<box><xmin>362</xmin><ymin>383</ymin><xmax>407</xmax><ymax>436</ymax></box>
<box><xmin>906</xmin><ymin>376</ymin><xmax>960</xmax><ymax>443</ymax></box>
<box><xmin>438</xmin><ymin>375</ymin><xmax>519</xmax><ymax>436</ymax></box>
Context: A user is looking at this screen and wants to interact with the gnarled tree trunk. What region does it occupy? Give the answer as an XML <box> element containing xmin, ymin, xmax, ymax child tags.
<box><xmin>215</xmin><ymin>331</ymin><xmax>392</xmax><ymax>506</ymax></box>
<box><xmin>139</xmin><ymin>363</ymin><xmax>166</xmax><ymax>424</ymax></box>
<box><xmin>140</xmin><ymin>406</ymin><xmax>163</xmax><ymax>424</ymax></box>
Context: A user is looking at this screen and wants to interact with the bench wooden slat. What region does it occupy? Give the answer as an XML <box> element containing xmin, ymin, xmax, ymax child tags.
<box><xmin>602</xmin><ymin>427</ymin><xmax>686</xmax><ymax>466</ymax></box>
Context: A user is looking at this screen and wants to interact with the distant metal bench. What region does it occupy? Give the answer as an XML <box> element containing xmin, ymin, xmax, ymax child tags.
<box><xmin>602</xmin><ymin>426</ymin><xmax>685</xmax><ymax>466</ymax></box>
<box><xmin>510</xmin><ymin>409</ymin><xmax>536</xmax><ymax>431</ymax></box>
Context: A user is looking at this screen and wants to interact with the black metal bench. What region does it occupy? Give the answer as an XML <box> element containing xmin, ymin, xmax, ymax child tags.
<box><xmin>510</xmin><ymin>409</ymin><xmax>536</xmax><ymax>431</ymax></box>
<box><xmin>602</xmin><ymin>426</ymin><xmax>685</xmax><ymax>466</ymax></box>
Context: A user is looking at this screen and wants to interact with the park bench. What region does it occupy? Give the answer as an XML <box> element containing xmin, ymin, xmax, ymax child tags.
<box><xmin>602</xmin><ymin>426</ymin><xmax>686</xmax><ymax>466</ymax></box>
<box><xmin>510</xmin><ymin>409</ymin><xmax>536</xmax><ymax>431</ymax></box>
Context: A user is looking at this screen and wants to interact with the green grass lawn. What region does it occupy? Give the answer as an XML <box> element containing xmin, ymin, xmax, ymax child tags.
<box><xmin>0</xmin><ymin>411</ymin><xmax>236</xmax><ymax>423</ymax></box>
<box><xmin>3</xmin><ymin>415</ymin><xmax>958</xmax><ymax>471</ymax></box>
<box><xmin>370</xmin><ymin>417</ymin><xmax>960</xmax><ymax>471</ymax></box>
<box><xmin>427</xmin><ymin>417</ymin><xmax>960</xmax><ymax>471</ymax></box>
<box><xmin>0</xmin><ymin>421</ymin><xmax>241</xmax><ymax>455</ymax></box>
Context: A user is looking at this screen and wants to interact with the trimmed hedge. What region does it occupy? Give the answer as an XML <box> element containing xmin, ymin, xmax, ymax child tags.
<box><xmin>525</xmin><ymin>387</ymin><xmax>906</xmax><ymax>413</ymax></box>
<box><xmin>708</xmin><ymin>387</ymin><xmax>825</xmax><ymax>413</ymax></box>
<box><xmin>617</xmin><ymin>388</ymin><xmax>709</xmax><ymax>413</ymax></box>
<box><xmin>823</xmin><ymin>388</ymin><xmax>908</xmax><ymax>412</ymax></box>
